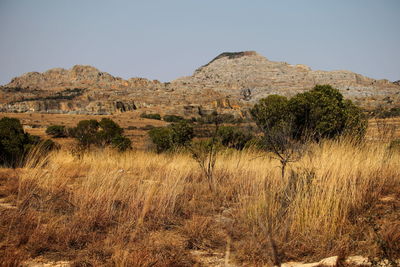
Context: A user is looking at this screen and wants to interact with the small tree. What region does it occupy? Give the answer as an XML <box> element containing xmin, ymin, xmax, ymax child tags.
<box><xmin>250</xmin><ymin>95</ymin><xmax>291</xmax><ymax>134</ymax></box>
<box><xmin>189</xmin><ymin>139</ymin><xmax>220</xmax><ymax>192</ymax></box>
<box><xmin>111</xmin><ymin>135</ymin><xmax>132</xmax><ymax>152</ymax></box>
<box><xmin>98</xmin><ymin>118</ymin><xmax>124</xmax><ymax>145</ymax></box>
<box><xmin>217</xmin><ymin>126</ymin><xmax>253</xmax><ymax>150</ymax></box>
<box><xmin>188</xmin><ymin>112</ymin><xmax>223</xmax><ymax>192</ymax></box>
<box><xmin>71</xmin><ymin>119</ymin><xmax>131</xmax><ymax>151</ymax></box>
<box><xmin>342</xmin><ymin>100</ymin><xmax>367</xmax><ymax>140</ymax></box>
<box><xmin>262</xmin><ymin>119</ymin><xmax>305</xmax><ymax>179</ymax></box>
<box><xmin>148</xmin><ymin>121</ymin><xmax>194</xmax><ymax>153</ymax></box>
<box><xmin>0</xmin><ymin>117</ymin><xmax>54</xmax><ymax>167</ymax></box>
<box><xmin>170</xmin><ymin>121</ymin><xmax>194</xmax><ymax>146</ymax></box>
<box><xmin>72</xmin><ymin>119</ymin><xmax>100</xmax><ymax>149</ymax></box>
<box><xmin>46</xmin><ymin>125</ymin><xmax>67</xmax><ymax>138</ymax></box>
<box><xmin>148</xmin><ymin>127</ymin><xmax>174</xmax><ymax>153</ymax></box>
<box><xmin>252</xmin><ymin>85</ymin><xmax>367</xmax><ymax>142</ymax></box>
<box><xmin>0</xmin><ymin>117</ymin><xmax>32</xmax><ymax>167</ymax></box>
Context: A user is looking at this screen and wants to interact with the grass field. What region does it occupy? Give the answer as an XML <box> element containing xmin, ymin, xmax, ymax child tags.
<box><xmin>0</xmin><ymin>140</ymin><xmax>399</xmax><ymax>266</ymax></box>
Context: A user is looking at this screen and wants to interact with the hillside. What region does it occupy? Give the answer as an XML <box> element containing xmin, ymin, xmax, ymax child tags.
<box><xmin>1</xmin><ymin>51</ymin><xmax>399</xmax><ymax>117</ymax></box>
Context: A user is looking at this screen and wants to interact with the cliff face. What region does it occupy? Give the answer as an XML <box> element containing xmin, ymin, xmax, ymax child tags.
<box><xmin>1</xmin><ymin>52</ymin><xmax>399</xmax><ymax>116</ymax></box>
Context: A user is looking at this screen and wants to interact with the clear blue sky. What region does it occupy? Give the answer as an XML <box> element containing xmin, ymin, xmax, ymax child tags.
<box><xmin>0</xmin><ymin>0</ymin><xmax>399</xmax><ymax>85</ymax></box>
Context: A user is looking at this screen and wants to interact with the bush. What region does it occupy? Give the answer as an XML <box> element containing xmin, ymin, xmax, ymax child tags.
<box><xmin>98</xmin><ymin>118</ymin><xmax>124</xmax><ymax>145</ymax></box>
<box><xmin>149</xmin><ymin>127</ymin><xmax>174</xmax><ymax>153</ymax></box>
<box><xmin>46</xmin><ymin>125</ymin><xmax>67</xmax><ymax>138</ymax></box>
<box><xmin>71</xmin><ymin>119</ymin><xmax>100</xmax><ymax>149</ymax></box>
<box><xmin>0</xmin><ymin>117</ymin><xmax>49</xmax><ymax>167</ymax></box>
<box><xmin>70</xmin><ymin>119</ymin><xmax>131</xmax><ymax>151</ymax></box>
<box><xmin>342</xmin><ymin>100</ymin><xmax>368</xmax><ymax>140</ymax></box>
<box><xmin>251</xmin><ymin>85</ymin><xmax>367</xmax><ymax>141</ymax></box>
<box><xmin>170</xmin><ymin>121</ymin><xmax>194</xmax><ymax>146</ymax></box>
<box><xmin>163</xmin><ymin>115</ymin><xmax>185</xmax><ymax>122</ymax></box>
<box><xmin>250</xmin><ymin>95</ymin><xmax>291</xmax><ymax>133</ymax></box>
<box><xmin>217</xmin><ymin>126</ymin><xmax>253</xmax><ymax>150</ymax></box>
<box><xmin>149</xmin><ymin>121</ymin><xmax>194</xmax><ymax>153</ymax></box>
<box><xmin>140</xmin><ymin>113</ymin><xmax>161</xmax><ymax>120</ymax></box>
<box><xmin>111</xmin><ymin>135</ymin><xmax>132</xmax><ymax>152</ymax></box>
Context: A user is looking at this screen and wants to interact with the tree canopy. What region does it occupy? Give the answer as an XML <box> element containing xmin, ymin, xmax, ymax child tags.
<box><xmin>251</xmin><ymin>85</ymin><xmax>367</xmax><ymax>141</ymax></box>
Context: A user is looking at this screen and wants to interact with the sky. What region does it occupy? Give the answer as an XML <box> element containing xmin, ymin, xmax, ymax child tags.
<box><xmin>0</xmin><ymin>0</ymin><xmax>399</xmax><ymax>85</ymax></box>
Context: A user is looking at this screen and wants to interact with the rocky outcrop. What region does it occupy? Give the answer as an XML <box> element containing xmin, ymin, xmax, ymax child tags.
<box><xmin>5</xmin><ymin>65</ymin><xmax>162</xmax><ymax>91</ymax></box>
<box><xmin>0</xmin><ymin>65</ymin><xmax>166</xmax><ymax>114</ymax></box>
<box><xmin>172</xmin><ymin>51</ymin><xmax>400</xmax><ymax>109</ymax></box>
<box><xmin>1</xmin><ymin>52</ymin><xmax>399</xmax><ymax>115</ymax></box>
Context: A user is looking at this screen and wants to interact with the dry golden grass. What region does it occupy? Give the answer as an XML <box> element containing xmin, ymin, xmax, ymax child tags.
<box><xmin>0</xmin><ymin>141</ymin><xmax>399</xmax><ymax>266</ymax></box>
<box><xmin>366</xmin><ymin>117</ymin><xmax>400</xmax><ymax>141</ymax></box>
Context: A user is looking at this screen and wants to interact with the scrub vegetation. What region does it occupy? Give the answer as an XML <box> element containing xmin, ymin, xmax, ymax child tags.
<box><xmin>0</xmin><ymin>85</ymin><xmax>399</xmax><ymax>266</ymax></box>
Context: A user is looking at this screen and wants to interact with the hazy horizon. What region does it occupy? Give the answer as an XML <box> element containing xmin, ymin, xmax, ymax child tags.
<box><xmin>1</xmin><ymin>0</ymin><xmax>399</xmax><ymax>85</ymax></box>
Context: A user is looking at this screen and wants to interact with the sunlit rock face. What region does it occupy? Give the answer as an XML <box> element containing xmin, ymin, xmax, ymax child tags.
<box><xmin>1</xmin><ymin>52</ymin><xmax>399</xmax><ymax>115</ymax></box>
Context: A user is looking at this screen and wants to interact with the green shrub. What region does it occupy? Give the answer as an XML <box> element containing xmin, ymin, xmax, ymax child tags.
<box><xmin>140</xmin><ymin>113</ymin><xmax>161</xmax><ymax>120</ymax></box>
<box><xmin>217</xmin><ymin>126</ymin><xmax>253</xmax><ymax>150</ymax></box>
<box><xmin>40</xmin><ymin>139</ymin><xmax>60</xmax><ymax>152</ymax></box>
<box><xmin>342</xmin><ymin>100</ymin><xmax>367</xmax><ymax>140</ymax></box>
<box><xmin>148</xmin><ymin>121</ymin><xmax>194</xmax><ymax>153</ymax></box>
<box><xmin>250</xmin><ymin>95</ymin><xmax>291</xmax><ymax>133</ymax></box>
<box><xmin>289</xmin><ymin>85</ymin><xmax>348</xmax><ymax>139</ymax></box>
<box><xmin>111</xmin><ymin>135</ymin><xmax>132</xmax><ymax>152</ymax></box>
<box><xmin>251</xmin><ymin>85</ymin><xmax>367</xmax><ymax>141</ymax></box>
<box><xmin>170</xmin><ymin>121</ymin><xmax>194</xmax><ymax>146</ymax></box>
<box><xmin>163</xmin><ymin>114</ymin><xmax>185</xmax><ymax>122</ymax></box>
<box><xmin>98</xmin><ymin>118</ymin><xmax>124</xmax><ymax>145</ymax></box>
<box><xmin>71</xmin><ymin>119</ymin><xmax>100</xmax><ymax>149</ymax></box>
<box><xmin>70</xmin><ymin>119</ymin><xmax>131</xmax><ymax>151</ymax></box>
<box><xmin>149</xmin><ymin>127</ymin><xmax>174</xmax><ymax>153</ymax></box>
<box><xmin>46</xmin><ymin>125</ymin><xmax>67</xmax><ymax>138</ymax></box>
<box><xmin>0</xmin><ymin>117</ymin><xmax>47</xmax><ymax>167</ymax></box>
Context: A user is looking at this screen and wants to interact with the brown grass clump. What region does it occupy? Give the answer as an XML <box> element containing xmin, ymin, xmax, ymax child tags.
<box><xmin>0</xmin><ymin>140</ymin><xmax>399</xmax><ymax>265</ymax></box>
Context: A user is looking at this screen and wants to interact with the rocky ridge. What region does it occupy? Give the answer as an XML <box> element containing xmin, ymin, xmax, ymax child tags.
<box><xmin>1</xmin><ymin>51</ymin><xmax>399</xmax><ymax>116</ymax></box>
<box><xmin>173</xmin><ymin>51</ymin><xmax>400</xmax><ymax>108</ymax></box>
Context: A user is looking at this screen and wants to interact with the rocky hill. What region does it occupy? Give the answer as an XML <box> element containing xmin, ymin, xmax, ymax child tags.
<box><xmin>172</xmin><ymin>51</ymin><xmax>400</xmax><ymax>108</ymax></box>
<box><xmin>1</xmin><ymin>51</ymin><xmax>399</xmax><ymax>117</ymax></box>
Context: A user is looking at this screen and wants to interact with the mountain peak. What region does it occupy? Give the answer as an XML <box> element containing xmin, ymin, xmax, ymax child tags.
<box><xmin>212</xmin><ymin>51</ymin><xmax>259</xmax><ymax>61</ymax></box>
<box><xmin>201</xmin><ymin>51</ymin><xmax>261</xmax><ymax>68</ymax></box>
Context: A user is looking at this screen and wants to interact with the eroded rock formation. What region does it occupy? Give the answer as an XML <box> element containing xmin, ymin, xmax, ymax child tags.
<box><xmin>1</xmin><ymin>52</ymin><xmax>399</xmax><ymax>116</ymax></box>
